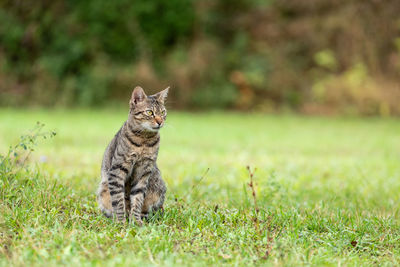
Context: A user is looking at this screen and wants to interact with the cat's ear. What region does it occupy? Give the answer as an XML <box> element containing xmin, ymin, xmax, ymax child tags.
<box><xmin>130</xmin><ymin>86</ymin><xmax>147</xmax><ymax>106</ymax></box>
<box><xmin>155</xmin><ymin>86</ymin><xmax>169</xmax><ymax>104</ymax></box>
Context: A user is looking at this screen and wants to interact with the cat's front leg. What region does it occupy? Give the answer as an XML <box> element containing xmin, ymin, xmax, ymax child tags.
<box><xmin>129</xmin><ymin>164</ymin><xmax>152</xmax><ymax>226</ymax></box>
<box><xmin>108</xmin><ymin>163</ymin><xmax>131</xmax><ymax>222</ymax></box>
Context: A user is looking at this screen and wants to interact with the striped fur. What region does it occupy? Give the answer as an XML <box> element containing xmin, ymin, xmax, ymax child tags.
<box><xmin>97</xmin><ymin>86</ymin><xmax>168</xmax><ymax>225</ymax></box>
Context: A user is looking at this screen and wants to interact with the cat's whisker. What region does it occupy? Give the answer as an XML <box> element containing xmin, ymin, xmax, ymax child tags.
<box><xmin>162</xmin><ymin>122</ymin><xmax>176</xmax><ymax>130</ymax></box>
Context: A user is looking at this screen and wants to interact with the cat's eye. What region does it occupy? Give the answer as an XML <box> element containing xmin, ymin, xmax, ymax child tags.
<box><xmin>161</xmin><ymin>110</ymin><xmax>166</xmax><ymax>116</ymax></box>
<box><xmin>145</xmin><ymin>110</ymin><xmax>154</xmax><ymax>116</ymax></box>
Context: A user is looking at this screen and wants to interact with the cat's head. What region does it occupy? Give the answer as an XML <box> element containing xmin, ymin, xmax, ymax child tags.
<box><xmin>129</xmin><ymin>86</ymin><xmax>169</xmax><ymax>132</ymax></box>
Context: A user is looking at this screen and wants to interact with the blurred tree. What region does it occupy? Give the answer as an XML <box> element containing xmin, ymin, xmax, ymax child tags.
<box><xmin>0</xmin><ymin>0</ymin><xmax>399</xmax><ymax>115</ymax></box>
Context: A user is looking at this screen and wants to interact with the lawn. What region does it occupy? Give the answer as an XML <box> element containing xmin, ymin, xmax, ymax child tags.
<box><xmin>0</xmin><ymin>109</ymin><xmax>399</xmax><ymax>266</ymax></box>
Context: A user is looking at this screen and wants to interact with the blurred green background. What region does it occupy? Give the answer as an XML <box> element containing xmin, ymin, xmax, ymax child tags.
<box><xmin>0</xmin><ymin>0</ymin><xmax>399</xmax><ymax>115</ymax></box>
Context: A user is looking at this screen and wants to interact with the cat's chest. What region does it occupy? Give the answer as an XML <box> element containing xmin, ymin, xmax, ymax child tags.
<box><xmin>127</xmin><ymin>144</ymin><xmax>158</xmax><ymax>163</ymax></box>
<box><xmin>122</xmin><ymin>132</ymin><xmax>160</xmax><ymax>163</ymax></box>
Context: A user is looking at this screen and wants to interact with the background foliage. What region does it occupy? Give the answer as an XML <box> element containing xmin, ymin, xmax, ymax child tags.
<box><xmin>1</xmin><ymin>0</ymin><xmax>400</xmax><ymax>115</ymax></box>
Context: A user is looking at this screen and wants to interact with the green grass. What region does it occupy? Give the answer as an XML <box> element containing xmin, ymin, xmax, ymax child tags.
<box><xmin>0</xmin><ymin>109</ymin><xmax>399</xmax><ymax>266</ymax></box>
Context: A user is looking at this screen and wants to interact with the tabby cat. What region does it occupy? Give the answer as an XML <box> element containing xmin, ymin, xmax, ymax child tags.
<box><xmin>97</xmin><ymin>86</ymin><xmax>168</xmax><ymax>225</ymax></box>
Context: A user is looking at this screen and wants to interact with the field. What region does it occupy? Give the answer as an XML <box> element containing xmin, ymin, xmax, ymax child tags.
<box><xmin>0</xmin><ymin>109</ymin><xmax>399</xmax><ymax>266</ymax></box>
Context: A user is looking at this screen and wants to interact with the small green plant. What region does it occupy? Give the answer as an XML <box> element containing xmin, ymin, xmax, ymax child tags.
<box><xmin>0</xmin><ymin>122</ymin><xmax>56</xmax><ymax>172</ymax></box>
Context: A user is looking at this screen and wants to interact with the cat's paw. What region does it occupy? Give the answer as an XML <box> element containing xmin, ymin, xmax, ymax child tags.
<box><xmin>112</xmin><ymin>213</ymin><xmax>127</xmax><ymax>224</ymax></box>
<box><xmin>129</xmin><ymin>216</ymin><xmax>143</xmax><ymax>226</ymax></box>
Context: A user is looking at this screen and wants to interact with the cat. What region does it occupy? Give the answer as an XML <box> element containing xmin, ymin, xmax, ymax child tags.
<box><xmin>97</xmin><ymin>86</ymin><xmax>168</xmax><ymax>225</ymax></box>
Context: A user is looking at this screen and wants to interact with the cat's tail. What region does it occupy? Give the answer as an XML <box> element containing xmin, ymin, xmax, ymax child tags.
<box><xmin>97</xmin><ymin>181</ymin><xmax>113</xmax><ymax>218</ymax></box>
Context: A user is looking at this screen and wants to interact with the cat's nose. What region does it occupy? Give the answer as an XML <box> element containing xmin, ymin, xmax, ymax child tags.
<box><xmin>155</xmin><ymin>116</ymin><xmax>163</xmax><ymax>125</ymax></box>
